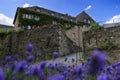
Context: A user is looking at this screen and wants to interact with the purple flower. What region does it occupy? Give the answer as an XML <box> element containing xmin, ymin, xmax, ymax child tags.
<box><xmin>53</xmin><ymin>51</ymin><xmax>59</xmax><ymax>59</ymax></box>
<box><xmin>26</xmin><ymin>43</ymin><xmax>33</xmax><ymax>52</ymax></box>
<box><xmin>48</xmin><ymin>64</ymin><xmax>54</xmax><ymax>70</ymax></box>
<box><xmin>16</xmin><ymin>60</ymin><xmax>28</xmax><ymax>73</ymax></box>
<box><xmin>30</xmin><ymin>64</ymin><xmax>45</xmax><ymax>79</ymax></box>
<box><xmin>26</xmin><ymin>51</ymin><xmax>31</xmax><ymax>56</ymax></box>
<box><xmin>64</xmin><ymin>57</ymin><xmax>67</xmax><ymax>62</ymax></box>
<box><xmin>40</xmin><ymin>61</ymin><xmax>46</xmax><ymax>69</ymax></box>
<box><xmin>13</xmin><ymin>54</ymin><xmax>19</xmax><ymax>60</ymax></box>
<box><xmin>36</xmin><ymin>52</ymin><xmax>41</xmax><ymax>57</ymax></box>
<box><xmin>72</xmin><ymin>58</ymin><xmax>75</xmax><ymax>63</ymax></box>
<box><xmin>86</xmin><ymin>50</ymin><xmax>106</xmax><ymax>75</ymax></box>
<box><xmin>0</xmin><ymin>68</ymin><xmax>5</xmax><ymax>80</ymax></box>
<box><xmin>5</xmin><ymin>56</ymin><xmax>11</xmax><ymax>62</ymax></box>
<box><xmin>74</xmin><ymin>64</ymin><xmax>84</xmax><ymax>75</ymax></box>
<box><xmin>25</xmin><ymin>71</ymin><xmax>31</xmax><ymax>76</ymax></box>
<box><xmin>27</xmin><ymin>55</ymin><xmax>34</xmax><ymax>62</ymax></box>
<box><xmin>47</xmin><ymin>74</ymin><xmax>64</xmax><ymax>80</ymax></box>
<box><xmin>97</xmin><ymin>73</ymin><xmax>113</xmax><ymax>80</ymax></box>
<box><xmin>10</xmin><ymin>61</ymin><xmax>18</xmax><ymax>71</ymax></box>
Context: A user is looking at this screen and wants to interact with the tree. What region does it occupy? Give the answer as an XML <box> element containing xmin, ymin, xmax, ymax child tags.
<box><xmin>89</xmin><ymin>23</ymin><xmax>101</xmax><ymax>30</ymax></box>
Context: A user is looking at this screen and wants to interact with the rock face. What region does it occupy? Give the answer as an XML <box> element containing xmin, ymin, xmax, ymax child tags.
<box><xmin>0</xmin><ymin>25</ymin><xmax>79</xmax><ymax>60</ymax></box>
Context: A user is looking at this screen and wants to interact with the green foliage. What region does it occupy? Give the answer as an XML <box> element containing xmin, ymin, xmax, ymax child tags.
<box><xmin>97</xmin><ymin>37</ymin><xmax>117</xmax><ymax>51</ymax></box>
<box><xmin>18</xmin><ymin>8</ymin><xmax>79</xmax><ymax>29</ymax></box>
<box><xmin>6</xmin><ymin>70</ymin><xmax>12</xmax><ymax>80</ymax></box>
<box><xmin>0</xmin><ymin>29</ymin><xmax>13</xmax><ymax>37</ymax></box>
<box><xmin>89</xmin><ymin>23</ymin><xmax>101</xmax><ymax>30</ymax></box>
<box><xmin>86</xmin><ymin>75</ymin><xmax>96</xmax><ymax>80</ymax></box>
<box><xmin>65</xmin><ymin>24</ymin><xmax>72</xmax><ymax>30</ymax></box>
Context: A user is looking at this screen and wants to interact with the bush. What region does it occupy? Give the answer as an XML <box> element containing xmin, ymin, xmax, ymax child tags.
<box><xmin>0</xmin><ymin>29</ymin><xmax>13</xmax><ymax>37</ymax></box>
<box><xmin>89</xmin><ymin>23</ymin><xmax>101</xmax><ymax>31</ymax></box>
<box><xmin>97</xmin><ymin>37</ymin><xmax>117</xmax><ymax>51</ymax></box>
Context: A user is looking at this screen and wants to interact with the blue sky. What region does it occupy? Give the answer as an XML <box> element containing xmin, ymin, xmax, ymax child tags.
<box><xmin>0</xmin><ymin>0</ymin><xmax>120</xmax><ymax>25</ymax></box>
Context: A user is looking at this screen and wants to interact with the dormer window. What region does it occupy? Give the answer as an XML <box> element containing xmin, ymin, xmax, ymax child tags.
<box><xmin>36</xmin><ymin>9</ymin><xmax>41</xmax><ymax>12</ymax></box>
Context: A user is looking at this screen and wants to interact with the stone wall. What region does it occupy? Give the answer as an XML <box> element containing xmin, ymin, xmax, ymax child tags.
<box><xmin>83</xmin><ymin>27</ymin><xmax>120</xmax><ymax>50</ymax></box>
<box><xmin>83</xmin><ymin>26</ymin><xmax>120</xmax><ymax>63</ymax></box>
<box><xmin>0</xmin><ymin>25</ymin><xmax>79</xmax><ymax>61</ymax></box>
<box><xmin>65</xmin><ymin>26</ymin><xmax>83</xmax><ymax>51</ymax></box>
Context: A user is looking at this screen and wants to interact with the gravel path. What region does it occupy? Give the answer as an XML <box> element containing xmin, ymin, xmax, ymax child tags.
<box><xmin>46</xmin><ymin>52</ymin><xmax>83</xmax><ymax>66</ymax></box>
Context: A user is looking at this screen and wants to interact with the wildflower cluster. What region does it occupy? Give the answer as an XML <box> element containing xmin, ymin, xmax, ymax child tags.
<box><xmin>0</xmin><ymin>44</ymin><xmax>120</xmax><ymax>80</ymax></box>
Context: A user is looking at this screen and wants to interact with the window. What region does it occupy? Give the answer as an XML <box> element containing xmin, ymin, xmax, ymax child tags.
<box><xmin>28</xmin><ymin>25</ymin><xmax>31</xmax><ymax>29</ymax></box>
<box><xmin>52</xmin><ymin>21</ymin><xmax>57</xmax><ymax>25</ymax></box>
<box><xmin>70</xmin><ymin>19</ymin><xmax>73</xmax><ymax>21</ymax></box>
<box><xmin>26</xmin><ymin>14</ymin><xmax>29</xmax><ymax>19</ymax></box>
<box><xmin>28</xmin><ymin>15</ymin><xmax>32</xmax><ymax>19</ymax></box>
<box><xmin>36</xmin><ymin>9</ymin><xmax>41</xmax><ymax>12</ymax></box>
<box><xmin>51</xmin><ymin>13</ymin><xmax>54</xmax><ymax>16</ymax></box>
<box><xmin>61</xmin><ymin>16</ymin><xmax>64</xmax><ymax>19</ymax></box>
<box><xmin>88</xmin><ymin>20</ymin><xmax>91</xmax><ymax>23</ymax></box>
<box><xmin>84</xmin><ymin>19</ymin><xmax>87</xmax><ymax>22</ymax></box>
<box><xmin>23</xmin><ymin>14</ymin><xmax>26</xmax><ymax>18</ymax></box>
<box><xmin>34</xmin><ymin>16</ymin><xmax>40</xmax><ymax>21</ymax></box>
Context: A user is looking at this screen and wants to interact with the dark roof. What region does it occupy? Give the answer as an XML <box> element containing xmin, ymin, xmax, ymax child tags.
<box><xmin>76</xmin><ymin>11</ymin><xmax>95</xmax><ymax>22</ymax></box>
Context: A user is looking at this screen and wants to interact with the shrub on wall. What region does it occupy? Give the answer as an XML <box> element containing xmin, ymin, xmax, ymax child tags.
<box><xmin>0</xmin><ymin>29</ymin><xmax>13</xmax><ymax>37</ymax></box>
<box><xmin>89</xmin><ymin>23</ymin><xmax>102</xmax><ymax>31</ymax></box>
<box><xmin>97</xmin><ymin>37</ymin><xmax>117</xmax><ymax>51</ymax></box>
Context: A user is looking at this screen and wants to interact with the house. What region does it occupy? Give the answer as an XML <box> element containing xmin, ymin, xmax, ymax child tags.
<box><xmin>13</xmin><ymin>6</ymin><xmax>95</xmax><ymax>31</ymax></box>
<box><xmin>103</xmin><ymin>22</ymin><xmax>120</xmax><ymax>28</ymax></box>
<box><xmin>76</xmin><ymin>11</ymin><xmax>95</xmax><ymax>31</ymax></box>
<box><xmin>0</xmin><ymin>24</ymin><xmax>14</xmax><ymax>30</ymax></box>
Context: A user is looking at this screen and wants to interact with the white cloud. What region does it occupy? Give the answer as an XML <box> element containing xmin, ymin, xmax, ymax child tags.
<box><xmin>105</xmin><ymin>15</ymin><xmax>120</xmax><ymax>24</ymax></box>
<box><xmin>85</xmin><ymin>5</ymin><xmax>92</xmax><ymax>11</ymax></box>
<box><xmin>0</xmin><ymin>13</ymin><xmax>13</xmax><ymax>26</ymax></box>
<box><xmin>23</xmin><ymin>3</ymin><xmax>32</xmax><ymax>8</ymax></box>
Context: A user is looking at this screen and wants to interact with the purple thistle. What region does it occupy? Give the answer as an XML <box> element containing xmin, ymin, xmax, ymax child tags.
<box><xmin>53</xmin><ymin>51</ymin><xmax>59</xmax><ymax>59</ymax></box>
<box><xmin>26</xmin><ymin>43</ymin><xmax>33</xmax><ymax>52</ymax></box>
